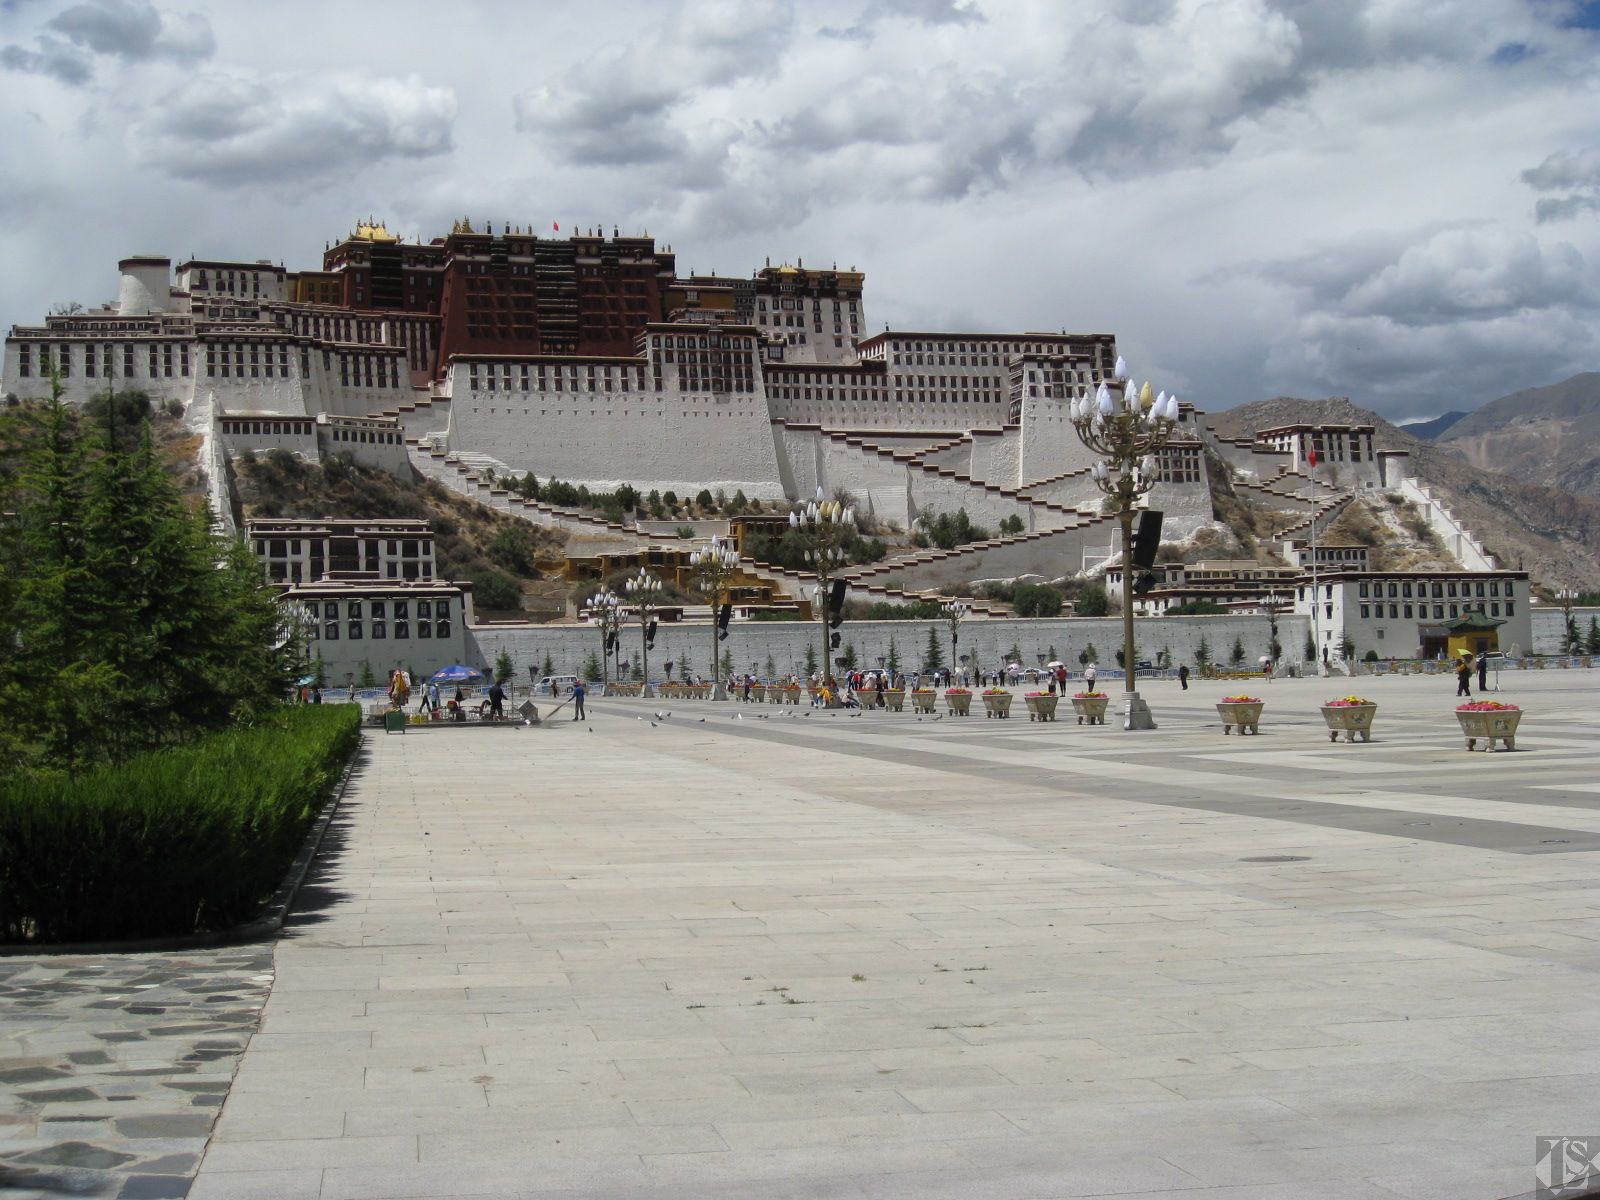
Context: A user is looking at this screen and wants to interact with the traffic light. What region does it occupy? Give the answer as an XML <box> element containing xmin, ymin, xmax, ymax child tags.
<box><xmin>645</xmin><ymin>620</ymin><xmax>658</xmax><ymax>650</ymax></box>
<box><xmin>1133</xmin><ymin>571</ymin><xmax>1157</xmax><ymax>596</ymax></box>
<box><xmin>717</xmin><ymin>602</ymin><xmax>732</xmax><ymax>630</ymax></box>
<box><xmin>830</xmin><ymin>632</ymin><xmax>841</xmax><ymax>650</ymax></box>
<box><xmin>604</xmin><ymin>631</ymin><xmax>616</xmax><ymax>653</ymax></box>
<box><xmin>1132</xmin><ymin>509</ymin><xmax>1163</xmax><ymax>570</ymax></box>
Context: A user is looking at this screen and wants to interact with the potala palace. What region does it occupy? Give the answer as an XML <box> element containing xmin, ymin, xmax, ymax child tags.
<box><xmin>4</xmin><ymin>219</ymin><xmax>1542</xmax><ymax>679</ymax></box>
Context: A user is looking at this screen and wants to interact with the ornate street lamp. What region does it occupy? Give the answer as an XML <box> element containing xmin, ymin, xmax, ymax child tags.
<box><xmin>788</xmin><ymin>487</ymin><xmax>856</xmax><ymax>684</ymax></box>
<box><xmin>624</xmin><ymin>569</ymin><xmax>663</xmax><ymax>696</ymax></box>
<box><xmin>1069</xmin><ymin>357</ymin><xmax>1180</xmax><ymax>730</ymax></box>
<box><xmin>690</xmin><ymin>536</ymin><xmax>740</xmax><ymax>700</ymax></box>
<box><xmin>587</xmin><ymin>588</ymin><xmax>624</xmax><ymax>688</ymax></box>
<box><xmin>942</xmin><ymin>599</ymin><xmax>970</xmax><ymax>684</ymax></box>
<box><xmin>1557</xmin><ymin>586</ymin><xmax>1579</xmax><ymax>655</ymax></box>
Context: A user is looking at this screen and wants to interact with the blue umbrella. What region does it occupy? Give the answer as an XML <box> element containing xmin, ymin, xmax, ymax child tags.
<box><xmin>430</xmin><ymin>664</ymin><xmax>486</xmax><ymax>684</ymax></box>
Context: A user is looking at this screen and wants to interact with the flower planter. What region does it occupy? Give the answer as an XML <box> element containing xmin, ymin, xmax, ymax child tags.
<box><xmin>945</xmin><ymin>691</ymin><xmax>973</xmax><ymax>716</ymax></box>
<box><xmin>1216</xmin><ymin>700</ymin><xmax>1264</xmax><ymax>735</ymax></box>
<box><xmin>608</xmin><ymin>682</ymin><xmax>642</xmax><ymax>698</ymax></box>
<box><xmin>1024</xmin><ymin>694</ymin><xmax>1059</xmax><ymax>722</ymax></box>
<box><xmin>1456</xmin><ymin>706</ymin><xmax>1522</xmax><ymax>751</ymax></box>
<box><xmin>883</xmin><ymin>689</ymin><xmax>906</xmax><ymax>712</ymax></box>
<box><xmin>1321</xmin><ymin>703</ymin><xmax>1376</xmax><ymax>742</ymax></box>
<box><xmin>782</xmin><ymin>688</ymin><xmax>802</xmax><ymax>705</ymax></box>
<box><xmin>1071</xmin><ymin>695</ymin><xmax>1110</xmax><ymax>725</ymax></box>
<box><xmin>980</xmin><ymin>692</ymin><xmax>1011</xmax><ymax>719</ymax></box>
<box><xmin>911</xmin><ymin>690</ymin><xmax>938</xmax><ymax>714</ymax></box>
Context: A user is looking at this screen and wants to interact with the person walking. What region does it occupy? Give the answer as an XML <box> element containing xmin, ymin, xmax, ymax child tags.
<box><xmin>1476</xmin><ymin>651</ymin><xmax>1488</xmax><ymax>692</ymax></box>
<box><xmin>1084</xmin><ymin>664</ymin><xmax>1097</xmax><ymax>692</ymax></box>
<box><xmin>1178</xmin><ymin>664</ymin><xmax>1190</xmax><ymax>691</ymax></box>
<box><xmin>572</xmin><ymin>678</ymin><xmax>587</xmax><ymax>721</ymax></box>
<box><xmin>487</xmin><ymin>678</ymin><xmax>505</xmax><ymax>721</ymax></box>
<box><xmin>1455</xmin><ymin>654</ymin><xmax>1473</xmax><ymax>697</ymax></box>
<box><xmin>311</xmin><ymin>686</ymin><xmax>322</xmax><ymax>704</ymax></box>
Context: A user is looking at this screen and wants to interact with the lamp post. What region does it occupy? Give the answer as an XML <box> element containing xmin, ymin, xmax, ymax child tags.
<box><xmin>1557</xmin><ymin>586</ymin><xmax>1578</xmax><ymax>656</ymax></box>
<box><xmin>624</xmin><ymin>570</ymin><xmax>662</xmax><ymax>697</ymax></box>
<box><xmin>788</xmin><ymin>487</ymin><xmax>856</xmax><ymax>684</ymax></box>
<box><xmin>942</xmin><ymin>599</ymin><xmax>970</xmax><ymax>684</ymax></box>
<box><xmin>690</xmin><ymin>536</ymin><xmax>740</xmax><ymax>700</ymax></box>
<box><xmin>1069</xmin><ymin>357</ymin><xmax>1180</xmax><ymax>730</ymax></box>
<box><xmin>588</xmin><ymin>588</ymin><xmax>624</xmax><ymax>689</ymax></box>
<box><xmin>1265</xmin><ymin>587</ymin><xmax>1285</xmax><ymax>673</ymax></box>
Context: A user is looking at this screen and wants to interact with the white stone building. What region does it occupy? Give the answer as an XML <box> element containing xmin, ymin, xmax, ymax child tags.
<box><xmin>1296</xmin><ymin>569</ymin><xmax>1532</xmax><ymax>662</ymax></box>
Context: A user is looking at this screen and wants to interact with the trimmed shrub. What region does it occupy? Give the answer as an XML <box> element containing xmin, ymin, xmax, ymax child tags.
<box><xmin>0</xmin><ymin>706</ymin><xmax>360</xmax><ymax>944</ymax></box>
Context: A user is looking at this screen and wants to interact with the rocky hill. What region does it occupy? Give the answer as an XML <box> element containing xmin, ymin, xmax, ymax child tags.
<box><xmin>1399</xmin><ymin>411</ymin><xmax>1467</xmax><ymax>439</ymax></box>
<box><xmin>1434</xmin><ymin>373</ymin><xmax>1600</xmax><ymax>499</ymax></box>
<box><xmin>1205</xmin><ymin>397</ymin><xmax>1600</xmax><ymax>585</ymax></box>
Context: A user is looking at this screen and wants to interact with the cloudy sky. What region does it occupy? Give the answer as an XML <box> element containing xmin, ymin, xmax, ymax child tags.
<box><xmin>2</xmin><ymin>0</ymin><xmax>1597</xmax><ymax>421</ymax></box>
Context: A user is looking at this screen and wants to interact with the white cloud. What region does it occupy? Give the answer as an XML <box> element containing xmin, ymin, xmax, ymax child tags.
<box><xmin>0</xmin><ymin>0</ymin><xmax>212</xmax><ymax>83</ymax></box>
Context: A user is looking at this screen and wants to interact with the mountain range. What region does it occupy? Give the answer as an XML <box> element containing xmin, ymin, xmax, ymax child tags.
<box><xmin>1206</xmin><ymin>385</ymin><xmax>1600</xmax><ymax>587</ymax></box>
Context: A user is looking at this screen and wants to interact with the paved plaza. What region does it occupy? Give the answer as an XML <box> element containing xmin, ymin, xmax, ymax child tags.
<box><xmin>7</xmin><ymin>670</ymin><xmax>1600</xmax><ymax>1199</ymax></box>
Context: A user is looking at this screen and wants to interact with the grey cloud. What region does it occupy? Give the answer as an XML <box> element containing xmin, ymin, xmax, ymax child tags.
<box><xmin>1522</xmin><ymin>147</ymin><xmax>1600</xmax><ymax>223</ymax></box>
<box><xmin>1</xmin><ymin>0</ymin><xmax>212</xmax><ymax>83</ymax></box>
<box><xmin>824</xmin><ymin>0</ymin><xmax>985</xmax><ymax>36</ymax></box>
<box><xmin>0</xmin><ymin>36</ymin><xmax>92</xmax><ymax>83</ymax></box>
<box><xmin>1535</xmin><ymin>194</ymin><xmax>1600</xmax><ymax>222</ymax></box>
<box><xmin>136</xmin><ymin>73</ymin><xmax>456</xmax><ymax>187</ymax></box>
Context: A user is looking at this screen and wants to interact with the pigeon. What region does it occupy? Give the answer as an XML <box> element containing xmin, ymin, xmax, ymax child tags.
<box><xmin>650</xmin><ymin>721</ymin><xmax>658</xmax><ymax>727</ymax></box>
<box><xmin>699</xmin><ymin>718</ymin><xmax>706</xmax><ymax>723</ymax></box>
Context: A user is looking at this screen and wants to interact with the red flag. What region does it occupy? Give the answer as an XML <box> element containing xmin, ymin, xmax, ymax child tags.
<box><xmin>552</xmin><ymin>220</ymin><xmax>559</xmax><ymax>232</ymax></box>
<box><xmin>1307</xmin><ymin>445</ymin><xmax>1318</xmax><ymax>468</ymax></box>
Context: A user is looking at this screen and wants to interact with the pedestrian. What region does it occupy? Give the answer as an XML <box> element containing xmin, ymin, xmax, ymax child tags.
<box><xmin>572</xmin><ymin>677</ymin><xmax>586</xmax><ymax>720</ymax></box>
<box><xmin>428</xmin><ymin>681</ymin><xmax>441</xmax><ymax>714</ymax></box>
<box><xmin>488</xmin><ymin>678</ymin><xmax>505</xmax><ymax>721</ymax></box>
<box><xmin>311</xmin><ymin>686</ymin><xmax>322</xmax><ymax>704</ymax></box>
<box><xmin>1260</xmin><ymin>654</ymin><xmax>1272</xmax><ymax>681</ymax></box>
<box><xmin>1476</xmin><ymin>651</ymin><xmax>1488</xmax><ymax>692</ymax></box>
<box><xmin>1455</xmin><ymin>654</ymin><xmax>1472</xmax><ymax>697</ymax></box>
<box><xmin>1084</xmin><ymin>664</ymin><xmax>1097</xmax><ymax>692</ymax></box>
<box><xmin>1178</xmin><ymin>664</ymin><xmax>1189</xmax><ymax>690</ymax></box>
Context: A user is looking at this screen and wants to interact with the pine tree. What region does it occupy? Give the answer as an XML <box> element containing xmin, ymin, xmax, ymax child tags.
<box><xmin>841</xmin><ymin>642</ymin><xmax>858</xmax><ymax>670</ymax></box>
<box><xmin>1195</xmin><ymin>636</ymin><xmax>1213</xmax><ymax>668</ymax></box>
<box><xmin>541</xmin><ymin>651</ymin><xmax>555</xmax><ymax>677</ymax></box>
<box><xmin>1304</xmin><ymin>630</ymin><xmax>1316</xmax><ymax>661</ymax></box>
<box><xmin>494</xmin><ymin>649</ymin><xmax>514</xmax><ymax>682</ymax></box>
<box><xmin>764</xmin><ymin>653</ymin><xmax>776</xmax><ymax>679</ymax></box>
<box><xmin>804</xmin><ymin>642</ymin><xmax>818</xmax><ymax>676</ymax></box>
<box><xmin>720</xmin><ymin>648</ymin><xmax>735</xmax><ymax>676</ymax></box>
<box><xmin>1230</xmin><ymin>635</ymin><xmax>1246</xmax><ymax>666</ymax></box>
<box><xmin>1587</xmin><ymin>616</ymin><xmax>1600</xmax><ymax>656</ymax></box>
<box><xmin>886</xmin><ymin>636</ymin><xmax>900</xmax><ymax>675</ymax></box>
<box><xmin>1008</xmin><ymin>642</ymin><xmax>1023</xmax><ymax>666</ymax></box>
<box><xmin>1084</xmin><ymin>642</ymin><xmax>1099</xmax><ymax>663</ymax></box>
<box><xmin>582</xmin><ymin>651</ymin><xmax>603</xmax><ymax>682</ymax></box>
<box><xmin>924</xmin><ymin>626</ymin><xmax>944</xmax><ymax>670</ymax></box>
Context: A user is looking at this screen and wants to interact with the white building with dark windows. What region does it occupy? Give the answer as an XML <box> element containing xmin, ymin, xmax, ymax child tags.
<box><xmin>1297</xmin><ymin>570</ymin><xmax>1532</xmax><ymax>662</ymax></box>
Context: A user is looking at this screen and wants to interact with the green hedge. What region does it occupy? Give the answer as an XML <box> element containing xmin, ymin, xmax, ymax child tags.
<box><xmin>0</xmin><ymin>705</ymin><xmax>360</xmax><ymax>945</ymax></box>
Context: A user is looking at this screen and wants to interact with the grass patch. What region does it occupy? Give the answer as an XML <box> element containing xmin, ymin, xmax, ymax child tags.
<box><xmin>0</xmin><ymin>706</ymin><xmax>360</xmax><ymax>945</ymax></box>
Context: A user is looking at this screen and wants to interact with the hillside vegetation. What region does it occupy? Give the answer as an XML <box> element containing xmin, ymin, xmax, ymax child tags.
<box><xmin>234</xmin><ymin>451</ymin><xmax>570</xmax><ymax>619</ymax></box>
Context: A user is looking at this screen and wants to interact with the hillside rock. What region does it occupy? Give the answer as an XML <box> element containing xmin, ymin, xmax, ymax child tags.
<box><xmin>1399</xmin><ymin>411</ymin><xmax>1468</xmax><ymax>440</ymax></box>
<box><xmin>1435</xmin><ymin>372</ymin><xmax>1600</xmax><ymax>499</ymax></box>
<box><xmin>1204</xmin><ymin>396</ymin><xmax>1600</xmax><ymax>585</ymax></box>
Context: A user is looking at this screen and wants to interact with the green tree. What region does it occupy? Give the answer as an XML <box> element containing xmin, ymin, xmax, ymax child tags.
<box><xmin>804</xmin><ymin>642</ymin><xmax>818</xmax><ymax>677</ymax></box>
<box><xmin>647</xmin><ymin>489</ymin><xmax>664</xmax><ymax>517</ymax></box>
<box><xmin>516</xmin><ymin>471</ymin><xmax>541</xmax><ymax>500</ymax></box>
<box><xmin>312</xmin><ymin>652</ymin><xmax>328</xmax><ymax>688</ymax></box>
<box><xmin>1587</xmin><ymin>616</ymin><xmax>1600</xmax><ymax>655</ymax></box>
<box><xmin>615</xmin><ymin>484</ymin><xmax>640</xmax><ymax>512</ymax></box>
<box><xmin>1565</xmin><ymin>616</ymin><xmax>1581</xmax><ymax>655</ymax></box>
<box><xmin>1195</xmin><ymin>636</ymin><xmax>1213</xmax><ymax>669</ymax></box>
<box><xmin>1229</xmin><ymin>635</ymin><xmax>1246</xmax><ymax>667</ymax></box>
<box><xmin>677</xmin><ymin>649</ymin><xmax>691</xmax><ymax>679</ymax></box>
<box><xmin>541</xmin><ymin>651</ymin><xmax>555</xmax><ymax>677</ymax></box>
<box><xmin>886</xmin><ymin>636</ymin><xmax>901</xmax><ymax>675</ymax></box>
<box><xmin>1304</xmin><ymin>630</ymin><xmax>1316</xmax><ymax>661</ymax></box>
<box><xmin>1013</xmin><ymin>583</ymin><xmax>1062</xmax><ymax>618</ymax></box>
<box><xmin>582</xmin><ymin>651</ymin><xmax>603</xmax><ymax>682</ymax></box>
<box><xmin>487</xmin><ymin>525</ymin><xmax>537</xmax><ymax>575</ymax></box>
<box><xmin>471</xmin><ymin>568</ymin><xmax>521</xmax><ymax>610</ymax></box>
<box><xmin>720</xmin><ymin>648</ymin><xmax>735</xmax><ymax>676</ymax></box>
<box><xmin>1076</xmin><ymin>584</ymin><xmax>1110</xmax><ymax>617</ymax></box>
<box><xmin>924</xmin><ymin>626</ymin><xmax>945</xmax><ymax>670</ymax></box>
<box><xmin>494</xmin><ymin>649</ymin><xmax>514</xmax><ymax>683</ymax></box>
<box><xmin>841</xmin><ymin>642</ymin><xmax>859</xmax><ymax>670</ymax></box>
<box><xmin>359</xmin><ymin>660</ymin><xmax>377</xmax><ymax>687</ymax></box>
<box><xmin>732</xmin><ymin>489</ymin><xmax>749</xmax><ymax>513</ymax></box>
<box><xmin>1008</xmin><ymin>642</ymin><xmax>1023</xmax><ymax>665</ymax></box>
<box><xmin>662</xmin><ymin>490</ymin><xmax>678</xmax><ymax>511</ymax></box>
<box><xmin>695</xmin><ymin>488</ymin><xmax>714</xmax><ymax>511</ymax></box>
<box><xmin>764</xmin><ymin>653</ymin><xmax>777</xmax><ymax>678</ymax></box>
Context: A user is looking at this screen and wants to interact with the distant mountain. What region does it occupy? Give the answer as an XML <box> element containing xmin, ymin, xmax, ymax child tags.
<box><xmin>1435</xmin><ymin>373</ymin><xmax>1600</xmax><ymax>499</ymax></box>
<box><xmin>1400</xmin><ymin>410</ymin><xmax>1468</xmax><ymax>440</ymax></box>
<box><xmin>1203</xmin><ymin>396</ymin><xmax>1600</xmax><ymax>585</ymax></box>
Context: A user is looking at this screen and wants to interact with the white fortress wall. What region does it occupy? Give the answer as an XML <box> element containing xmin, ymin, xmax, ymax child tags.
<box><xmin>903</xmin><ymin>467</ymin><xmax>1044</xmax><ymax>531</ymax></box>
<box><xmin>1397</xmin><ymin>479</ymin><xmax>1497</xmax><ymax>570</ymax></box>
<box><xmin>845</xmin><ymin>521</ymin><xmax>1115</xmax><ymax>594</ymax></box>
<box><xmin>966</xmin><ymin>428</ymin><xmax>1022</xmax><ymax>489</ymax></box>
<box><xmin>218</xmin><ymin>411</ymin><xmax>318</xmax><ymax>461</ymax></box>
<box><xmin>467</xmin><ymin>611</ymin><xmax>1307</xmax><ymax>683</ymax></box>
<box><xmin>317</xmin><ymin>415</ymin><xmax>411</xmax><ymax>476</ymax></box>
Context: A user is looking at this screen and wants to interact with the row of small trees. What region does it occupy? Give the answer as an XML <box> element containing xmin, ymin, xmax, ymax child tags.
<box><xmin>508</xmin><ymin>473</ymin><xmax>761</xmax><ymax>524</ymax></box>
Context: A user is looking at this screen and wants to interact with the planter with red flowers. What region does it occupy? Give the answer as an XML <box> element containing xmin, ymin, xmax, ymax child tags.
<box><xmin>1071</xmin><ymin>691</ymin><xmax>1109</xmax><ymax>725</ymax></box>
<box><xmin>945</xmin><ymin>687</ymin><xmax>974</xmax><ymax>716</ymax></box>
<box><xmin>1321</xmin><ymin>696</ymin><xmax>1376</xmax><ymax>743</ymax></box>
<box><xmin>1456</xmin><ymin>700</ymin><xmax>1522</xmax><ymax>752</ymax></box>
<box><xmin>978</xmin><ymin>688</ymin><xmax>1011</xmax><ymax>718</ymax></box>
<box><xmin>1216</xmin><ymin>695</ymin><xmax>1264</xmax><ymax>735</ymax></box>
<box><xmin>1023</xmin><ymin>691</ymin><xmax>1059</xmax><ymax>722</ymax></box>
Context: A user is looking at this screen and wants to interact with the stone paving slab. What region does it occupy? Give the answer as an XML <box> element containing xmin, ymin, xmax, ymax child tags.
<box><xmin>11</xmin><ymin>671</ymin><xmax>1598</xmax><ymax>1199</ymax></box>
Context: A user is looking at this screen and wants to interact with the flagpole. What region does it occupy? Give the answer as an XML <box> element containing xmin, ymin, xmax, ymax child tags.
<box><xmin>1308</xmin><ymin>432</ymin><xmax>1323</xmax><ymax>677</ymax></box>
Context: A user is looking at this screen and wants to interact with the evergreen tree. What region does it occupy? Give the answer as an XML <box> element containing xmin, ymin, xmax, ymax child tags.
<box><xmin>886</xmin><ymin>636</ymin><xmax>901</xmax><ymax>674</ymax></box>
<box><xmin>541</xmin><ymin>651</ymin><xmax>555</xmax><ymax>677</ymax></box>
<box><xmin>312</xmin><ymin>652</ymin><xmax>328</xmax><ymax>688</ymax></box>
<box><xmin>1083</xmin><ymin>642</ymin><xmax>1099</xmax><ymax>663</ymax></box>
<box><xmin>804</xmin><ymin>642</ymin><xmax>818</xmax><ymax>676</ymax></box>
<box><xmin>764</xmin><ymin>653</ymin><xmax>777</xmax><ymax>679</ymax></box>
<box><xmin>582</xmin><ymin>651</ymin><xmax>603</xmax><ymax>682</ymax></box>
<box><xmin>720</xmin><ymin>648</ymin><xmax>735</xmax><ymax>676</ymax></box>
<box><xmin>677</xmin><ymin>649</ymin><xmax>691</xmax><ymax>679</ymax></box>
<box><xmin>1008</xmin><ymin>642</ymin><xmax>1023</xmax><ymax>665</ymax></box>
<box><xmin>1195</xmin><ymin>636</ymin><xmax>1213</xmax><ymax>668</ymax></box>
<box><xmin>841</xmin><ymin>642</ymin><xmax>858</xmax><ymax>670</ymax></box>
<box><xmin>494</xmin><ymin>649</ymin><xmax>514</xmax><ymax>682</ymax></box>
<box><xmin>1304</xmin><ymin>630</ymin><xmax>1316</xmax><ymax>661</ymax></box>
<box><xmin>924</xmin><ymin>626</ymin><xmax>945</xmax><ymax>670</ymax></box>
<box><xmin>1587</xmin><ymin>616</ymin><xmax>1600</xmax><ymax>655</ymax></box>
<box><xmin>359</xmin><ymin>660</ymin><xmax>377</xmax><ymax>687</ymax></box>
<box><xmin>1230</xmin><ymin>635</ymin><xmax>1246</xmax><ymax>666</ymax></box>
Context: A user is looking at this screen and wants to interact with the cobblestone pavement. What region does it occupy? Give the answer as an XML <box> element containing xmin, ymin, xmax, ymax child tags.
<box><xmin>0</xmin><ymin>948</ymin><xmax>273</xmax><ymax>1199</ymax></box>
